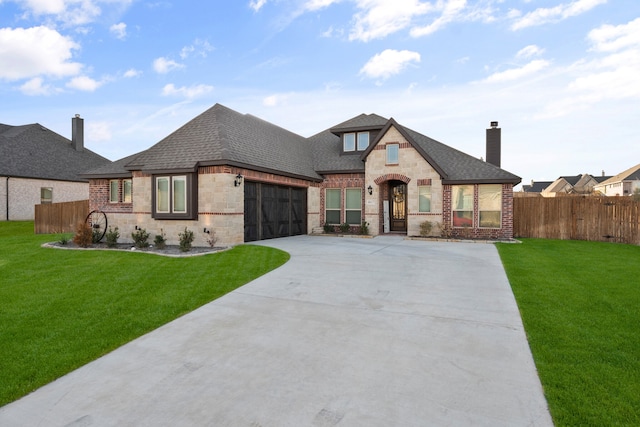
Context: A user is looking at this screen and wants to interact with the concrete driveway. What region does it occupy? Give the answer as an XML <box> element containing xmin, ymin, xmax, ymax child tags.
<box><xmin>0</xmin><ymin>235</ymin><xmax>552</xmax><ymax>426</ymax></box>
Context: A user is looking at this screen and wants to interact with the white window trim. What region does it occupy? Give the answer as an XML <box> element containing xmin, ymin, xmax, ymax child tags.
<box><xmin>109</xmin><ymin>180</ymin><xmax>119</xmax><ymax>203</ymax></box>
<box><xmin>343</xmin><ymin>133</ymin><xmax>356</xmax><ymax>152</ymax></box>
<box><xmin>386</xmin><ymin>143</ymin><xmax>399</xmax><ymax>164</ymax></box>
<box><xmin>356</xmin><ymin>132</ymin><xmax>369</xmax><ymax>151</ymax></box>
<box><xmin>325</xmin><ymin>188</ymin><xmax>341</xmax><ymax>224</ymax></box>
<box><xmin>345</xmin><ymin>188</ymin><xmax>362</xmax><ymax>225</ymax></box>
<box><xmin>418</xmin><ymin>185</ymin><xmax>432</xmax><ymax>213</ymax></box>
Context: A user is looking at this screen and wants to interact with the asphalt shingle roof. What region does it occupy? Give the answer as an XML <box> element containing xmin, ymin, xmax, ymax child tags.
<box><xmin>0</xmin><ymin>123</ymin><xmax>110</xmax><ymax>182</ymax></box>
<box><xmin>124</xmin><ymin>104</ymin><xmax>322</xmax><ymax>181</ymax></box>
<box><xmin>89</xmin><ymin>104</ymin><xmax>520</xmax><ymax>185</ymax></box>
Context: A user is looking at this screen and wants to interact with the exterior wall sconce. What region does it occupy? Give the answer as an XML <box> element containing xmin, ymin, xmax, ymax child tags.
<box><xmin>204</xmin><ymin>228</ymin><xmax>210</xmax><ymax>234</ymax></box>
<box><xmin>134</xmin><ymin>225</ymin><xmax>140</xmax><ymax>230</ymax></box>
<box><xmin>368</xmin><ymin>185</ymin><xmax>373</xmax><ymax>195</ymax></box>
<box><xmin>234</xmin><ymin>173</ymin><xmax>243</xmax><ymax>187</ymax></box>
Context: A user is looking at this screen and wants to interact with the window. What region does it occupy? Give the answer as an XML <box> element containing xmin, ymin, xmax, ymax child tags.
<box><xmin>40</xmin><ymin>187</ymin><xmax>52</xmax><ymax>204</ymax></box>
<box><xmin>343</xmin><ymin>133</ymin><xmax>356</xmax><ymax>152</ymax></box>
<box><xmin>123</xmin><ymin>179</ymin><xmax>132</xmax><ymax>203</ymax></box>
<box><xmin>479</xmin><ymin>184</ymin><xmax>502</xmax><ymax>228</ymax></box>
<box><xmin>325</xmin><ymin>189</ymin><xmax>341</xmax><ymax>224</ymax></box>
<box><xmin>345</xmin><ymin>188</ymin><xmax>362</xmax><ymax>225</ymax></box>
<box><xmin>386</xmin><ymin>143</ymin><xmax>399</xmax><ymax>164</ymax></box>
<box><xmin>109</xmin><ymin>180</ymin><xmax>119</xmax><ymax>203</ymax></box>
<box><xmin>452</xmin><ymin>185</ymin><xmax>473</xmax><ymax>227</ymax></box>
<box><xmin>418</xmin><ymin>186</ymin><xmax>431</xmax><ymax>212</ymax></box>
<box><xmin>153</xmin><ymin>174</ymin><xmax>196</xmax><ymax>219</ymax></box>
<box><xmin>356</xmin><ymin>132</ymin><xmax>369</xmax><ymax>150</ymax></box>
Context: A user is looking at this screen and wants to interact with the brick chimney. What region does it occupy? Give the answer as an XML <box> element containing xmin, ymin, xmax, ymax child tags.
<box><xmin>71</xmin><ymin>114</ymin><xmax>84</xmax><ymax>151</ymax></box>
<box><xmin>486</xmin><ymin>121</ymin><xmax>501</xmax><ymax>167</ymax></box>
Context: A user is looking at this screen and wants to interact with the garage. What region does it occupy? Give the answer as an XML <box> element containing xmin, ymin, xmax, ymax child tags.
<box><xmin>244</xmin><ymin>182</ymin><xmax>307</xmax><ymax>242</ymax></box>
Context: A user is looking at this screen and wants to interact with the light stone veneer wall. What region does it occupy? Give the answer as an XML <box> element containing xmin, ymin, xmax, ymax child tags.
<box><xmin>107</xmin><ymin>172</ymin><xmax>244</xmax><ymax>247</ymax></box>
<box><xmin>1</xmin><ymin>177</ymin><xmax>88</xmax><ymax>221</ymax></box>
<box><xmin>364</xmin><ymin>125</ymin><xmax>443</xmax><ymax>236</ymax></box>
<box><xmin>307</xmin><ymin>186</ymin><xmax>320</xmax><ymax>233</ymax></box>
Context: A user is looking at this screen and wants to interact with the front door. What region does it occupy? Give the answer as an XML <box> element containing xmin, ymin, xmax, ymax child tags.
<box><xmin>389</xmin><ymin>182</ymin><xmax>407</xmax><ymax>232</ymax></box>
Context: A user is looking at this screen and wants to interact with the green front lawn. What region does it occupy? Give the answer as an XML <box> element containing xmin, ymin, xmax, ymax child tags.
<box><xmin>497</xmin><ymin>239</ymin><xmax>640</xmax><ymax>426</ymax></box>
<box><xmin>0</xmin><ymin>221</ymin><xmax>289</xmax><ymax>407</ymax></box>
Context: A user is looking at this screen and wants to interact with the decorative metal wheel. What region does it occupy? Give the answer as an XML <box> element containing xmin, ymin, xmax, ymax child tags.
<box><xmin>86</xmin><ymin>210</ymin><xmax>108</xmax><ymax>243</ymax></box>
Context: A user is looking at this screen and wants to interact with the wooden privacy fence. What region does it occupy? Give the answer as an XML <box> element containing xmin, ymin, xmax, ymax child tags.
<box><xmin>34</xmin><ymin>199</ymin><xmax>89</xmax><ymax>234</ymax></box>
<box><xmin>514</xmin><ymin>196</ymin><xmax>640</xmax><ymax>245</ymax></box>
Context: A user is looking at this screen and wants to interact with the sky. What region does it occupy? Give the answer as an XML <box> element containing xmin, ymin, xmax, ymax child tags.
<box><xmin>1</xmin><ymin>0</ymin><xmax>639</xmax><ymax>189</ymax></box>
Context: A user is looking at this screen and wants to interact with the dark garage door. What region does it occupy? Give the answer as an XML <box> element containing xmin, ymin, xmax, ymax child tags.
<box><xmin>244</xmin><ymin>182</ymin><xmax>307</xmax><ymax>242</ymax></box>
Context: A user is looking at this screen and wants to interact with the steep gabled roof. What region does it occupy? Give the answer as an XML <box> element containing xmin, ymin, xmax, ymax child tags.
<box><xmin>329</xmin><ymin>113</ymin><xmax>388</xmax><ymax>135</ymax></box>
<box><xmin>596</xmin><ymin>163</ymin><xmax>640</xmax><ymax>186</ymax></box>
<box><xmin>0</xmin><ymin>123</ymin><xmax>110</xmax><ymax>182</ymax></box>
<box><xmin>81</xmin><ymin>152</ymin><xmax>142</xmax><ymax>178</ymax></box>
<box><xmin>357</xmin><ymin>118</ymin><xmax>520</xmax><ymax>184</ymax></box>
<box><xmin>125</xmin><ymin>103</ymin><xmax>322</xmax><ymax>181</ymax></box>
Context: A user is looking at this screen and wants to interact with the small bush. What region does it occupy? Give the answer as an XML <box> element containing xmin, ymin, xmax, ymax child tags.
<box><xmin>339</xmin><ymin>222</ymin><xmax>350</xmax><ymax>233</ymax></box>
<box><xmin>205</xmin><ymin>230</ymin><xmax>218</xmax><ymax>248</ymax></box>
<box><xmin>360</xmin><ymin>221</ymin><xmax>369</xmax><ymax>235</ymax></box>
<box><xmin>323</xmin><ymin>222</ymin><xmax>334</xmax><ymax>233</ymax></box>
<box><xmin>179</xmin><ymin>227</ymin><xmax>194</xmax><ymax>252</ymax></box>
<box><xmin>420</xmin><ymin>221</ymin><xmax>433</xmax><ymax>237</ymax></box>
<box><xmin>105</xmin><ymin>227</ymin><xmax>120</xmax><ymax>248</ymax></box>
<box><xmin>131</xmin><ymin>228</ymin><xmax>150</xmax><ymax>248</ymax></box>
<box><xmin>153</xmin><ymin>229</ymin><xmax>167</xmax><ymax>249</ymax></box>
<box><xmin>58</xmin><ymin>234</ymin><xmax>71</xmax><ymax>245</ymax></box>
<box><xmin>73</xmin><ymin>222</ymin><xmax>93</xmax><ymax>248</ymax></box>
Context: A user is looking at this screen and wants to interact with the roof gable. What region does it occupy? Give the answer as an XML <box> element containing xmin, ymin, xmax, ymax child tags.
<box><xmin>0</xmin><ymin>123</ymin><xmax>110</xmax><ymax>182</ymax></box>
<box><xmin>597</xmin><ymin>163</ymin><xmax>640</xmax><ymax>186</ymax></box>
<box><xmin>360</xmin><ymin>118</ymin><xmax>520</xmax><ymax>184</ymax></box>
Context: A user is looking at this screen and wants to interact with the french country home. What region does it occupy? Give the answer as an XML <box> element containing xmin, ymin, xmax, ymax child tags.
<box><xmin>83</xmin><ymin>104</ymin><xmax>521</xmax><ymax>247</ymax></box>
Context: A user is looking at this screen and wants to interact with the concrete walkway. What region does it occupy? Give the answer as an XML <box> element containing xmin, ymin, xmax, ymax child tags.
<box><xmin>0</xmin><ymin>235</ymin><xmax>553</xmax><ymax>426</ymax></box>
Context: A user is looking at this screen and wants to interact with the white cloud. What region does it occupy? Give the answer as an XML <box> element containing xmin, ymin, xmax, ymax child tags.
<box><xmin>483</xmin><ymin>59</ymin><xmax>550</xmax><ymax>83</ymax></box>
<box><xmin>349</xmin><ymin>0</ymin><xmax>433</xmax><ymax>42</ymax></box>
<box><xmin>516</xmin><ymin>44</ymin><xmax>545</xmax><ymax>59</ymax></box>
<box><xmin>588</xmin><ymin>17</ymin><xmax>640</xmax><ymax>52</ymax></box>
<box><xmin>410</xmin><ymin>0</ymin><xmax>467</xmax><ymax>37</ymax></box>
<box><xmin>19</xmin><ymin>77</ymin><xmax>58</xmax><ymax>96</ymax></box>
<box><xmin>262</xmin><ymin>93</ymin><xmax>294</xmax><ymax>107</ymax></box>
<box><xmin>110</xmin><ymin>22</ymin><xmax>127</xmax><ymax>40</ymax></box>
<box><xmin>123</xmin><ymin>68</ymin><xmax>141</xmax><ymax>78</ymax></box>
<box><xmin>360</xmin><ymin>49</ymin><xmax>421</xmax><ymax>80</ymax></box>
<box><xmin>179</xmin><ymin>39</ymin><xmax>214</xmax><ymax>59</ymax></box>
<box><xmin>153</xmin><ymin>57</ymin><xmax>184</xmax><ymax>74</ymax></box>
<box><xmin>511</xmin><ymin>0</ymin><xmax>607</xmax><ymax>31</ymax></box>
<box><xmin>161</xmin><ymin>83</ymin><xmax>213</xmax><ymax>99</ymax></box>
<box><xmin>538</xmin><ymin>18</ymin><xmax>640</xmax><ymax>118</ymax></box>
<box><xmin>249</xmin><ymin>0</ymin><xmax>267</xmax><ymax>12</ymax></box>
<box><xmin>12</xmin><ymin>0</ymin><xmax>133</xmax><ymax>27</ymax></box>
<box><xmin>66</xmin><ymin>75</ymin><xmax>102</xmax><ymax>91</ymax></box>
<box><xmin>0</xmin><ymin>26</ymin><xmax>82</xmax><ymax>80</ymax></box>
<box><xmin>304</xmin><ymin>0</ymin><xmax>341</xmax><ymax>12</ymax></box>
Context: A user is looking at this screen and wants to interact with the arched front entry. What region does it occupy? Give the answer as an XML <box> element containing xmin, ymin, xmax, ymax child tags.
<box><xmin>389</xmin><ymin>180</ymin><xmax>407</xmax><ymax>232</ymax></box>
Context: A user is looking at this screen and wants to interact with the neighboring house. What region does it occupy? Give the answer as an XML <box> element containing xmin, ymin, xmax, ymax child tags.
<box><xmin>520</xmin><ymin>180</ymin><xmax>553</xmax><ymax>195</ymax></box>
<box><xmin>82</xmin><ymin>104</ymin><xmax>521</xmax><ymax>247</ymax></box>
<box><xmin>0</xmin><ymin>116</ymin><xmax>110</xmax><ymax>221</ymax></box>
<box><xmin>541</xmin><ymin>173</ymin><xmax>611</xmax><ymax>197</ymax></box>
<box><xmin>593</xmin><ymin>163</ymin><xmax>640</xmax><ymax>196</ymax></box>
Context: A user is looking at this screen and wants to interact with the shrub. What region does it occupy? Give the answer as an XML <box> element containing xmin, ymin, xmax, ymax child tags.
<box><xmin>339</xmin><ymin>222</ymin><xmax>350</xmax><ymax>233</ymax></box>
<box><xmin>205</xmin><ymin>230</ymin><xmax>218</xmax><ymax>248</ymax></box>
<box><xmin>153</xmin><ymin>229</ymin><xmax>167</xmax><ymax>249</ymax></box>
<box><xmin>73</xmin><ymin>222</ymin><xmax>93</xmax><ymax>248</ymax></box>
<box><xmin>323</xmin><ymin>222</ymin><xmax>334</xmax><ymax>233</ymax></box>
<box><xmin>360</xmin><ymin>221</ymin><xmax>369</xmax><ymax>235</ymax></box>
<box><xmin>131</xmin><ymin>228</ymin><xmax>150</xmax><ymax>248</ymax></box>
<box><xmin>179</xmin><ymin>227</ymin><xmax>194</xmax><ymax>252</ymax></box>
<box><xmin>105</xmin><ymin>227</ymin><xmax>120</xmax><ymax>248</ymax></box>
<box><xmin>58</xmin><ymin>234</ymin><xmax>71</xmax><ymax>245</ymax></box>
<box><xmin>420</xmin><ymin>221</ymin><xmax>433</xmax><ymax>237</ymax></box>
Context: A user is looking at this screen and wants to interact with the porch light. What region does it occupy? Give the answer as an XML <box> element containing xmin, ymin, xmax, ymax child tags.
<box><xmin>368</xmin><ymin>185</ymin><xmax>373</xmax><ymax>195</ymax></box>
<box><xmin>204</xmin><ymin>228</ymin><xmax>210</xmax><ymax>234</ymax></box>
<box><xmin>234</xmin><ymin>173</ymin><xmax>243</xmax><ymax>187</ymax></box>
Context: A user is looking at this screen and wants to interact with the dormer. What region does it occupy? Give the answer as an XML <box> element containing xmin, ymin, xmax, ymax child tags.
<box><xmin>329</xmin><ymin>113</ymin><xmax>388</xmax><ymax>154</ymax></box>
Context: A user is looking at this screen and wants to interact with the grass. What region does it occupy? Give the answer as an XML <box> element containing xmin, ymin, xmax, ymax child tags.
<box><xmin>0</xmin><ymin>221</ymin><xmax>289</xmax><ymax>407</ymax></box>
<box><xmin>496</xmin><ymin>239</ymin><xmax>640</xmax><ymax>426</ymax></box>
